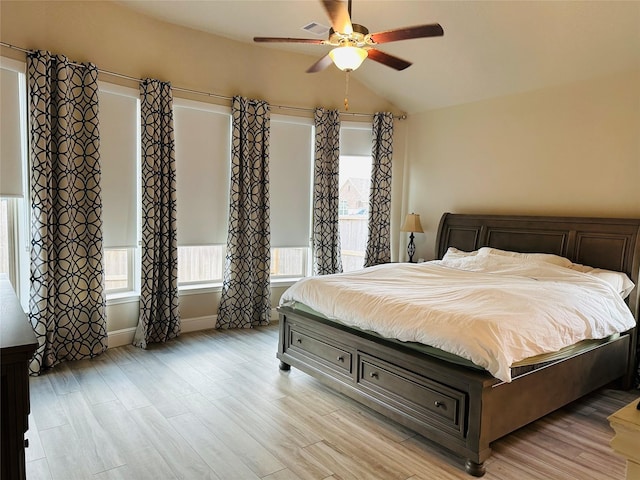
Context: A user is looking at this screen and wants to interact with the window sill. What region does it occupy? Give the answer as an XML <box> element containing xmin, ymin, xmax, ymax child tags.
<box><xmin>106</xmin><ymin>291</ymin><xmax>140</xmax><ymax>305</ymax></box>
<box><xmin>179</xmin><ymin>282</ymin><xmax>223</xmax><ymax>296</ymax></box>
<box><xmin>177</xmin><ymin>277</ymin><xmax>302</xmax><ymax>294</ymax></box>
<box><xmin>270</xmin><ymin>277</ymin><xmax>302</xmax><ymax>288</ymax></box>
<box><xmin>106</xmin><ymin>277</ymin><xmax>303</xmax><ymax>303</ymax></box>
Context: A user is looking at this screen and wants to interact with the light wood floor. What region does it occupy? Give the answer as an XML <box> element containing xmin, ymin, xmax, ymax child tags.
<box><xmin>25</xmin><ymin>323</ymin><xmax>639</xmax><ymax>480</ymax></box>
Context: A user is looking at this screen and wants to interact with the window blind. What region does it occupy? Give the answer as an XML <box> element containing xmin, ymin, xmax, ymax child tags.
<box><xmin>340</xmin><ymin>121</ymin><xmax>373</xmax><ymax>157</ymax></box>
<box><xmin>174</xmin><ymin>99</ymin><xmax>231</xmax><ymax>246</ymax></box>
<box><xmin>269</xmin><ymin>116</ymin><xmax>314</xmax><ymax>248</ymax></box>
<box><xmin>98</xmin><ymin>82</ymin><xmax>139</xmax><ymax>248</ymax></box>
<box><xmin>0</xmin><ymin>58</ymin><xmax>26</xmax><ymax>198</ymax></box>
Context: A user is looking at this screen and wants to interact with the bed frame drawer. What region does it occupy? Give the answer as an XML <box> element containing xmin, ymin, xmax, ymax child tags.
<box><xmin>288</xmin><ymin>328</ymin><xmax>353</xmax><ymax>376</ymax></box>
<box><xmin>358</xmin><ymin>354</ymin><xmax>467</xmax><ymax>438</ymax></box>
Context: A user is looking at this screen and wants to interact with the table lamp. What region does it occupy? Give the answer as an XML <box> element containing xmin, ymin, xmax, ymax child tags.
<box><xmin>401</xmin><ymin>213</ymin><xmax>424</xmax><ymax>263</ymax></box>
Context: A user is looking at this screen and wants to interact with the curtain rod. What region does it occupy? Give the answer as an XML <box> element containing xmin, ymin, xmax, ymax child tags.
<box><xmin>1</xmin><ymin>41</ymin><xmax>407</xmax><ymax>120</ymax></box>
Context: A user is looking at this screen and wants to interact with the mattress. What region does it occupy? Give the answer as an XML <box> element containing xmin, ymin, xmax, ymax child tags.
<box><xmin>286</xmin><ymin>300</ymin><xmax>619</xmax><ymax>379</ymax></box>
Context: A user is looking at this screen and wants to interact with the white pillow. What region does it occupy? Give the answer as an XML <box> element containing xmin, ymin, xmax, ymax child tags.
<box><xmin>442</xmin><ymin>247</ymin><xmax>635</xmax><ymax>298</ymax></box>
<box><xmin>569</xmin><ymin>263</ymin><xmax>635</xmax><ymax>299</ymax></box>
<box><xmin>479</xmin><ymin>247</ymin><xmax>573</xmax><ymax>268</ymax></box>
<box><xmin>441</xmin><ymin>247</ymin><xmax>483</xmax><ymax>261</ymax></box>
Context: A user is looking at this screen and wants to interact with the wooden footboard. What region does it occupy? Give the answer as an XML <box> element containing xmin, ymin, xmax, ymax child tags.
<box><xmin>277</xmin><ymin>306</ymin><xmax>631</xmax><ymax>476</ymax></box>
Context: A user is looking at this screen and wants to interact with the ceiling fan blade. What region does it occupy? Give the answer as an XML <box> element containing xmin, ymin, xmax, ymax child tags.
<box><xmin>366</xmin><ymin>49</ymin><xmax>412</xmax><ymax>71</ymax></box>
<box><xmin>369</xmin><ymin>23</ymin><xmax>444</xmax><ymax>44</ymax></box>
<box><xmin>320</xmin><ymin>0</ymin><xmax>353</xmax><ymax>34</ymax></box>
<box><xmin>306</xmin><ymin>54</ymin><xmax>334</xmax><ymax>73</ymax></box>
<box><xmin>254</xmin><ymin>37</ymin><xmax>326</xmax><ymax>44</ymax></box>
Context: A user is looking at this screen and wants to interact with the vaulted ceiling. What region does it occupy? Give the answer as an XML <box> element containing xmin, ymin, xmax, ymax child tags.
<box><xmin>117</xmin><ymin>0</ymin><xmax>640</xmax><ymax>114</ymax></box>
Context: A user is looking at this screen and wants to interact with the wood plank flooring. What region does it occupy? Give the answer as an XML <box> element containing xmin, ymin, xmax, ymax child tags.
<box><xmin>25</xmin><ymin>323</ymin><xmax>639</xmax><ymax>480</ymax></box>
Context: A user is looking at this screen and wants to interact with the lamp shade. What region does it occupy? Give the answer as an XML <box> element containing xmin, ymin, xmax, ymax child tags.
<box><xmin>401</xmin><ymin>213</ymin><xmax>424</xmax><ymax>233</ymax></box>
<box><xmin>329</xmin><ymin>46</ymin><xmax>368</xmax><ymax>71</ymax></box>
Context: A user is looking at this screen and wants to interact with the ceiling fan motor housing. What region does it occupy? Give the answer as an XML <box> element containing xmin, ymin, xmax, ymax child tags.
<box><xmin>329</xmin><ymin>23</ymin><xmax>371</xmax><ymax>47</ymax></box>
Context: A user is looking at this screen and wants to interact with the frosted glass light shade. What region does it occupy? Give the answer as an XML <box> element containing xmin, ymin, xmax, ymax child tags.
<box><xmin>329</xmin><ymin>46</ymin><xmax>368</xmax><ymax>71</ymax></box>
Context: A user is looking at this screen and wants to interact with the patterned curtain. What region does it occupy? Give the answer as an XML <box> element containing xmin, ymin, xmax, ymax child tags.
<box><xmin>133</xmin><ymin>79</ymin><xmax>181</xmax><ymax>348</ymax></box>
<box><xmin>27</xmin><ymin>51</ymin><xmax>107</xmax><ymax>375</ymax></box>
<box><xmin>312</xmin><ymin>108</ymin><xmax>343</xmax><ymax>276</ymax></box>
<box><xmin>217</xmin><ymin>97</ymin><xmax>271</xmax><ymax>329</ymax></box>
<box><xmin>364</xmin><ymin>112</ymin><xmax>394</xmax><ymax>267</ymax></box>
<box><xmin>635</xmin><ymin>337</ymin><xmax>640</xmax><ymax>388</ymax></box>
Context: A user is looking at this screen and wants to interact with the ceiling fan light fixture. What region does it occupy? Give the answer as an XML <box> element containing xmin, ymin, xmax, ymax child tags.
<box><xmin>329</xmin><ymin>46</ymin><xmax>368</xmax><ymax>71</ymax></box>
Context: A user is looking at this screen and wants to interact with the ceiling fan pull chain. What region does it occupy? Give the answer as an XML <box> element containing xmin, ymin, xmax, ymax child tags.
<box><xmin>344</xmin><ymin>71</ymin><xmax>350</xmax><ymax>111</ymax></box>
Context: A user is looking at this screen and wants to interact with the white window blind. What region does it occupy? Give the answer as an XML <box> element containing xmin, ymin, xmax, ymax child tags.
<box><xmin>340</xmin><ymin>121</ymin><xmax>373</xmax><ymax>157</ymax></box>
<box><xmin>270</xmin><ymin>115</ymin><xmax>314</xmax><ymax>248</ymax></box>
<box><xmin>174</xmin><ymin>99</ymin><xmax>231</xmax><ymax>246</ymax></box>
<box><xmin>0</xmin><ymin>58</ymin><xmax>26</xmax><ymax>198</ymax></box>
<box><xmin>98</xmin><ymin>82</ymin><xmax>139</xmax><ymax>248</ymax></box>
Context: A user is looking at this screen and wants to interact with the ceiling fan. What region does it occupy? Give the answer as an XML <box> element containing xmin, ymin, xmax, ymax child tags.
<box><xmin>253</xmin><ymin>0</ymin><xmax>444</xmax><ymax>73</ymax></box>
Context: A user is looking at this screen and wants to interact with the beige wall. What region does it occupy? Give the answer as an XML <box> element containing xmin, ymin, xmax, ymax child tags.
<box><xmin>404</xmin><ymin>70</ymin><xmax>640</xmax><ymax>261</ymax></box>
<box><xmin>1</xmin><ymin>1</ymin><xmax>408</xmax><ymax>341</ymax></box>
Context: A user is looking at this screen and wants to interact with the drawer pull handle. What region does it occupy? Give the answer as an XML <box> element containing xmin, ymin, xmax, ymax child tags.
<box><xmin>337</xmin><ymin>356</ymin><xmax>344</xmax><ymax>362</ymax></box>
<box><xmin>434</xmin><ymin>401</ymin><xmax>445</xmax><ymax>408</ymax></box>
<box><xmin>369</xmin><ymin>372</ymin><xmax>379</xmax><ymax>379</ymax></box>
<box><xmin>296</xmin><ymin>338</ymin><xmax>302</xmax><ymax>343</ymax></box>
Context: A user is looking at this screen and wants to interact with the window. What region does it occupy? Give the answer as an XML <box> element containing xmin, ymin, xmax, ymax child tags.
<box><xmin>339</xmin><ymin>123</ymin><xmax>373</xmax><ymax>272</ymax></box>
<box><xmin>0</xmin><ymin>199</ymin><xmax>12</xmax><ymax>276</ymax></box>
<box><xmin>0</xmin><ymin>197</ymin><xmax>29</xmax><ymax>308</ymax></box>
<box><xmin>339</xmin><ymin>155</ymin><xmax>372</xmax><ymax>272</ymax></box>
<box><xmin>103</xmin><ymin>249</ymin><xmax>133</xmax><ymax>291</ymax></box>
<box><xmin>0</xmin><ymin>57</ymin><xmax>29</xmax><ymax>306</ymax></box>
<box><xmin>177</xmin><ymin>245</ymin><xmax>226</xmax><ymax>285</ymax></box>
<box><xmin>174</xmin><ymin>99</ymin><xmax>231</xmax><ymax>285</ymax></box>
<box><xmin>270</xmin><ymin>247</ymin><xmax>308</xmax><ymax>278</ymax></box>
<box><xmin>98</xmin><ymin>82</ymin><xmax>141</xmax><ymax>295</ymax></box>
<box><xmin>268</xmin><ymin>115</ymin><xmax>314</xmax><ymax>279</ymax></box>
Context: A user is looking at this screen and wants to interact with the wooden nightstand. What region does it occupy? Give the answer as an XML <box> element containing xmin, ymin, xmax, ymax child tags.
<box><xmin>608</xmin><ymin>397</ymin><xmax>640</xmax><ymax>480</ymax></box>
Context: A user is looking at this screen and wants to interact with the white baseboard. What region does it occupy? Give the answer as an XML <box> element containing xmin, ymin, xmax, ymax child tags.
<box><xmin>107</xmin><ymin>327</ymin><xmax>136</xmax><ymax>348</ymax></box>
<box><xmin>107</xmin><ymin>308</ymin><xmax>279</xmax><ymax>349</ymax></box>
<box><xmin>181</xmin><ymin>314</ymin><xmax>217</xmax><ymax>333</ymax></box>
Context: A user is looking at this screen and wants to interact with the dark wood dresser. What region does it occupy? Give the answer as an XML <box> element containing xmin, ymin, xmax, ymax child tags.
<box><xmin>1</xmin><ymin>275</ymin><xmax>37</xmax><ymax>480</ymax></box>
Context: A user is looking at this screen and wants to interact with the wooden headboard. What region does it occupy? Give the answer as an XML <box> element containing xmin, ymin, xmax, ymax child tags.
<box><xmin>436</xmin><ymin>213</ymin><xmax>640</xmax><ymax>320</ymax></box>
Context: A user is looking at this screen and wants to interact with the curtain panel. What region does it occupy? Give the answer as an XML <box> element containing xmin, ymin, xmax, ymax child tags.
<box><xmin>364</xmin><ymin>112</ymin><xmax>394</xmax><ymax>267</ymax></box>
<box><xmin>636</xmin><ymin>338</ymin><xmax>640</xmax><ymax>388</ymax></box>
<box><xmin>27</xmin><ymin>51</ymin><xmax>107</xmax><ymax>375</ymax></box>
<box><xmin>217</xmin><ymin>96</ymin><xmax>271</xmax><ymax>329</ymax></box>
<box><xmin>312</xmin><ymin>108</ymin><xmax>343</xmax><ymax>276</ymax></box>
<box><xmin>133</xmin><ymin>79</ymin><xmax>181</xmax><ymax>348</ymax></box>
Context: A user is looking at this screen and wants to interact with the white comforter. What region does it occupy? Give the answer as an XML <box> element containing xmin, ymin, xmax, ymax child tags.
<box><xmin>279</xmin><ymin>255</ymin><xmax>636</xmax><ymax>382</ymax></box>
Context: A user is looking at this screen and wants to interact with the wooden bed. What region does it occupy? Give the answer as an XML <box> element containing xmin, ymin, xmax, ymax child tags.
<box><xmin>276</xmin><ymin>213</ymin><xmax>640</xmax><ymax>476</ymax></box>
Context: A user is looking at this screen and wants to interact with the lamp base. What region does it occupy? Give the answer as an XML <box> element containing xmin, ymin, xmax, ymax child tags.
<box><xmin>407</xmin><ymin>232</ymin><xmax>416</xmax><ymax>263</ymax></box>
